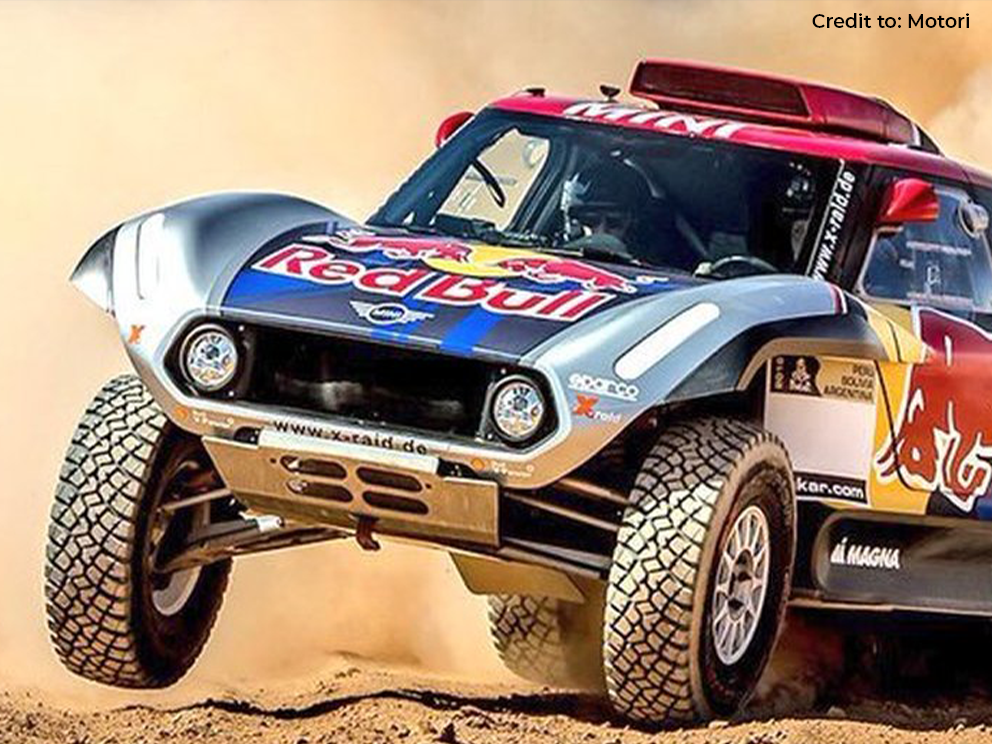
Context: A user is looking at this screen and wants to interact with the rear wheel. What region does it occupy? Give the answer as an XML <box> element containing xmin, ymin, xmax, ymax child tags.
<box><xmin>45</xmin><ymin>375</ymin><xmax>232</xmax><ymax>688</ymax></box>
<box><xmin>604</xmin><ymin>417</ymin><xmax>795</xmax><ymax>723</ymax></box>
<box><xmin>488</xmin><ymin>588</ymin><xmax>604</xmax><ymax>690</ymax></box>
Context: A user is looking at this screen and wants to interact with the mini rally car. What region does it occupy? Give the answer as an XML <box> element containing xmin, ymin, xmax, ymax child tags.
<box><xmin>46</xmin><ymin>59</ymin><xmax>992</xmax><ymax>723</ymax></box>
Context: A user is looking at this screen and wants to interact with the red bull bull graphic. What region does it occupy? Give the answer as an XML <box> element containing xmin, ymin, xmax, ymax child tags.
<box><xmin>303</xmin><ymin>230</ymin><xmax>640</xmax><ymax>294</ymax></box>
<box><xmin>877</xmin><ymin>309</ymin><xmax>992</xmax><ymax>512</ymax></box>
<box><xmin>305</xmin><ymin>231</ymin><xmax>476</xmax><ymax>265</ymax></box>
<box><xmin>493</xmin><ymin>255</ymin><xmax>637</xmax><ymax>294</ymax></box>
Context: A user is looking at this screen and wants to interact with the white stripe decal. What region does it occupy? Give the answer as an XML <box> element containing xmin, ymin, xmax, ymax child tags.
<box><xmin>614</xmin><ymin>303</ymin><xmax>721</xmax><ymax>381</ymax></box>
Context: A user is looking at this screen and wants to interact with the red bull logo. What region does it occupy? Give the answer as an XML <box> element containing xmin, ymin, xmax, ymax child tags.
<box><xmin>304</xmin><ymin>230</ymin><xmax>639</xmax><ymax>294</ymax></box>
<box><xmin>877</xmin><ymin>309</ymin><xmax>992</xmax><ymax>511</ymax></box>
<box><xmin>253</xmin><ymin>242</ymin><xmax>615</xmax><ymax>323</ymax></box>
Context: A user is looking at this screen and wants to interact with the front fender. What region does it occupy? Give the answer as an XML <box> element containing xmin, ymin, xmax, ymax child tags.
<box><xmin>71</xmin><ymin>192</ymin><xmax>352</xmax><ymax>396</ymax></box>
<box><xmin>522</xmin><ymin>276</ymin><xmax>903</xmax><ymax>475</ymax></box>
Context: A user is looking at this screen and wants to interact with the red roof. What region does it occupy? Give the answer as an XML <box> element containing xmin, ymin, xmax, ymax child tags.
<box><xmin>490</xmin><ymin>93</ymin><xmax>992</xmax><ymax>190</ymax></box>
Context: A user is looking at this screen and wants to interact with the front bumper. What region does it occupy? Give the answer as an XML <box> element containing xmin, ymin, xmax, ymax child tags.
<box><xmin>204</xmin><ymin>430</ymin><xmax>500</xmax><ymax>547</ymax></box>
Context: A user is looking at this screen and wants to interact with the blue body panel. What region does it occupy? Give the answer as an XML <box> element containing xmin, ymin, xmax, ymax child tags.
<box><xmin>223</xmin><ymin>223</ymin><xmax>697</xmax><ymax>360</ymax></box>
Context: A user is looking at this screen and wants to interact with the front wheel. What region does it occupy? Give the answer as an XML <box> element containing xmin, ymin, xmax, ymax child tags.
<box><xmin>603</xmin><ymin>417</ymin><xmax>795</xmax><ymax>723</ymax></box>
<box><xmin>45</xmin><ymin>375</ymin><xmax>232</xmax><ymax>688</ymax></box>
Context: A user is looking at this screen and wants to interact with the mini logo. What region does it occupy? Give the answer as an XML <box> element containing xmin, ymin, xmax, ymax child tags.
<box><xmin>350</xmin><ymin>301</ymin><xmax>433</xmax><ymax>326</ymax></box>
<box><xmin>830</xmin><ymin>537</ymin><xmax>901</xmax><ymax>570</ymax></box>
<box><xmin>568</xmin><ymin>372</ymin><xmax>639</xmax><ymax>402</ymax></box>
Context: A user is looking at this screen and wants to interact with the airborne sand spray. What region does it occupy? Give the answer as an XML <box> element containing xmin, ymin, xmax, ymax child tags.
<box><xmin>0</xmin><ymin>0</ymin><xmax>990</xmax><ymax>707</ymax></box>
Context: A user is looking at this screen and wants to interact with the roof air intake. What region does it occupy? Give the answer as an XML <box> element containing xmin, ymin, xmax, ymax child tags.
<box><xmin>630</xmin><ymin>59</ymin><xmax>930</xmax><ymax>150</ymax></box>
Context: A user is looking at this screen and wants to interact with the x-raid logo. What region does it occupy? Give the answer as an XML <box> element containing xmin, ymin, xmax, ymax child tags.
<box><xmin>810</xmin><ymin>166</ymin><xmax>857</xmax><ymax>281</ymax></box>
<box><xmin>830</xmin><ymin>537</ymin><xmax>901</xmax><ymax>571</ymax></box>
<box><xmin>572</xmin><ymin>394</ymin><xmax>622</xmax><ymax>424</ymax></box>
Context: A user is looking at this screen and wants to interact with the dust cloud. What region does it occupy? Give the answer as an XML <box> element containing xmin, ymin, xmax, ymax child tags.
<box><xmin>1</xmin><ymin>0</ymin><xmax>991</xmax><ymax>709</ymax></box>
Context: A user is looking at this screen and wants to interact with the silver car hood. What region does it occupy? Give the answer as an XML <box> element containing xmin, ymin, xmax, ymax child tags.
<box><xmin>72</xmin><ymin>192</ymin><xmax>861</xmax><ymax>488</ymax></box>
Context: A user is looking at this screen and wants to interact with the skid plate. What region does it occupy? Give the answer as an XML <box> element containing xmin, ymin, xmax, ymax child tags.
<box><xmin>204</xmin><ymin>430</ymin><xmax>499</xmax><ymax>546</ymax></box>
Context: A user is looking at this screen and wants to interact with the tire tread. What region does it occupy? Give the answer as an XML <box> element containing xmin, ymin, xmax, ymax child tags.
<box><xmin>603</xmin><ymin>417</ymin><xmax>785</xmax><ymax>723</ymax></box>
<box><xmin>44</xmin><ymin>375</ymin><xmax>226</xmax><ymax>688</ymax></box>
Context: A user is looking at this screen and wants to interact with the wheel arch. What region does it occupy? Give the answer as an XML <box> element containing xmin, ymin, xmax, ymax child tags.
<box><xmin>543</xmin><ymin>287</ymin><xmax>905</xmax><ymax>490</ymax></box>
<box><xmin>604</xmin><ymin>308</ymin><xmax>898</xmax><ymax>450</ymax></box>
<box><xmin>667</xmin><ymin>311</ymin><xmax>896</xmax><ymax>405</ymax></box>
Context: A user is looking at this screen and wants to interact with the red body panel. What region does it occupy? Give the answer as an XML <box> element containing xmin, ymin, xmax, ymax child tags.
<box><xmin>491</xmin><ymin>93</ymin><xmax>980</xmax><ymax>185</ymax></box>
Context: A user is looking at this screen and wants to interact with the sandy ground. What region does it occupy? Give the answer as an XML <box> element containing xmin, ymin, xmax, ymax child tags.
<box><xmin>6</xmin><ymin>1</ymin><xmax>992</xmax><ymax>742</ymax></box>
<box><xmin>10</xmin><ymin>676</ymin><xmax>992</xmax><ymax>744</ymax></box>
<box><xmin>6</xmin><ymin>649</ymin><xmax>992</xmax><ymax>744</ymax></box>
<box><xmin>7</xmin><ymin>610</ymin><xmax>992</xmax><ymax>743</ymax></box>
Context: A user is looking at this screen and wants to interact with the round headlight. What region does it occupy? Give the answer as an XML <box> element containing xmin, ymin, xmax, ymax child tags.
<box><xmin>491</xmin><ymin>377</ymin><xmax>546</xmax><ymax>443</ymax></box>
<box><xmin>182</xmin><ymin>325</ymin><xmax>239</xmax><ymax>392</ymax></box>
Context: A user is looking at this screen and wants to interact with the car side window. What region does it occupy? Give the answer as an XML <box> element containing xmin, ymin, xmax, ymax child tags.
<box><xmin>859</xmin><ymin>187</ymin><xmax>992</xmax><ymax>312</ymax></box>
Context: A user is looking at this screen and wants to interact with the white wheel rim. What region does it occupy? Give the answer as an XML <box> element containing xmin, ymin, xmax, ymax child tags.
<box><xmin>151</xmin><ymin>488</ymin><xmax>209</xmax><ymax>617</ymax></box>
<box><xmin>711</xmin><ymin>504</ymin><xmax>770</xmax><ymax>665</ymax></box>
<box><xmin>152</xmin><ymin>564</ymin><xmax>202</xmax><ymax>617</ymax></box>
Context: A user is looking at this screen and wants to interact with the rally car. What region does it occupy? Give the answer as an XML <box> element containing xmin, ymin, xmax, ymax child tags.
<box><xmin>46</xmin><ymin>58</ymin><xmax>992</xmax><ymax>724</ymax></box>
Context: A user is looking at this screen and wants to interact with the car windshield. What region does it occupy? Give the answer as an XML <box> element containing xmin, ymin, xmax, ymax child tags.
<box><xmin>369</xmin><ymin>109</ymin><xmax>841</xmax><ymax>278</ymax></box>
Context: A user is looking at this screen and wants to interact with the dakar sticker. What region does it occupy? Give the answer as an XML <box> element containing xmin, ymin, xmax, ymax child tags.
<box><xmin>771</xmin><ymin>356</ymin><xmax>874</xmax><ymax>403</ymax></box>
<box><xmin>795</xmin><ymin>472</ymin><xmax>868</xmax><ymax>505</ymax></box>
<box><xmin>771</xmin><ymin>356</ymin><xmax>820</xmax><ymax>397</ymax></box>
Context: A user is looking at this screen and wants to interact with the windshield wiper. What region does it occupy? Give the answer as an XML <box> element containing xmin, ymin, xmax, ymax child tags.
<box><xmin>373</xmin><ymin>217</ymin><xmax>548</xmax><ymax>249</ymax></box>
<box><xmin>430</xmin><ymin>214</ymin><xmax>550</xmax><ymax>248</ymax></box>
<box><xmin>477</xmin><ymin>226</ymin><xmax>550</xmax><ymax>248</ymax></box>
<box><xmin>469</xmin><ymin>159</ymin><xmax>507</xmax><ymax>208</ymax></box>
<box><xmin>388</xmin><ymin>223</ymin><xmax>445</xmax><ymax>236</ymax></box>
<box><xmin>544</xmin><ymin>243</ymin><xmax>644</xmax><ymax>268</ymax></box>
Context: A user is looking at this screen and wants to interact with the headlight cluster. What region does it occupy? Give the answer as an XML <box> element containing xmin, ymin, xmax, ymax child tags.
<box><xmin>490</xmin><ymin>376</ymin><xmax>546</xmax><ymax>444</ymax></box>
<box><xmin>178</xmin><ymin>321</ymin><xmax>550</xmax><ymax>443</ymax></box>
<box><xmin>181</xmin><ymin>325</ymin><xmax>240</xmax><ymax>393</ymax></box>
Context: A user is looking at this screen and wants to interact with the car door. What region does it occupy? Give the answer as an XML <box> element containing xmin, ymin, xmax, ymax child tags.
<box><xmin>857</xmin><ymin>171</ymin><xmax>992</xmax><ymax>520</ymax></box>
